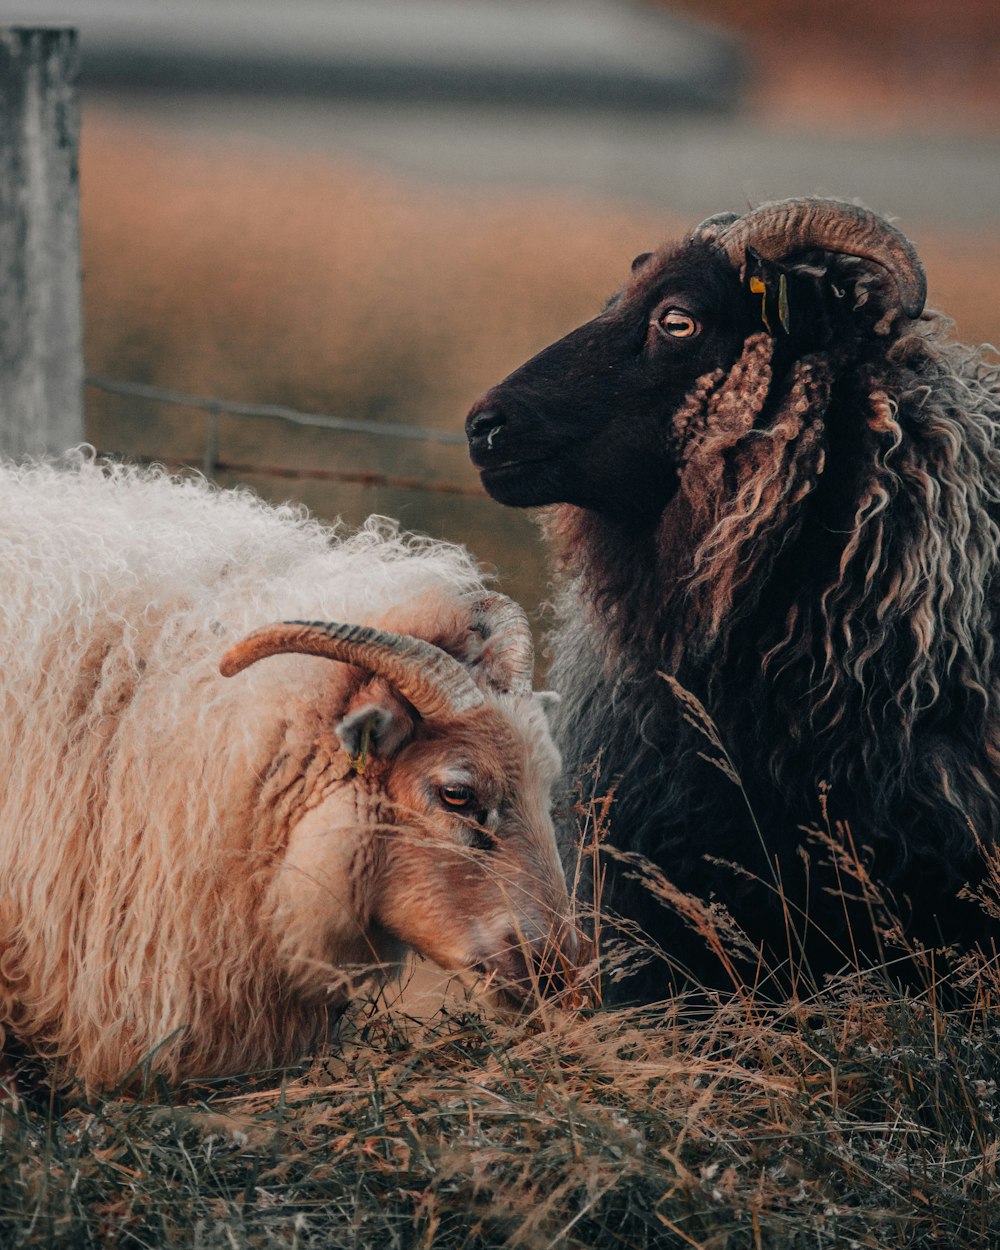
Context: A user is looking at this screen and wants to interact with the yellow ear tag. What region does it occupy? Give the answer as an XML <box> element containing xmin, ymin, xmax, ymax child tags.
<box><xmin>749</xmin><ymin>275</ymin><xmax>771</xmax><ymax>333</ymax></box>
<box><xmin>349</xmin><ymin>717</ymin><xmax>376</xmax><ymax>776</ymax></box>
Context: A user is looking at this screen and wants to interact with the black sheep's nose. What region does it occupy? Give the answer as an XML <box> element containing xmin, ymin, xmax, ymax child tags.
<box><xmin>465</xmin><ymin>404</ymin><xmax>507</xmax><ymax>445</ymax></box>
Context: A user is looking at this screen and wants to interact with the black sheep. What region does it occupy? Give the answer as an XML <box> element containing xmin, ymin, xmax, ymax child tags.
<box><xmin>466</xmin><ymin>197</ymin><xmax>1000</xmax><ymax>998</ymax></box>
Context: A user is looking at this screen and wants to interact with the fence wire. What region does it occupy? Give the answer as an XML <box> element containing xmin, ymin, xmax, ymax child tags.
<box><xmin>85</xmin><ymin>374</ymin><xmax>485</xmax><ymax>498</ymax></box>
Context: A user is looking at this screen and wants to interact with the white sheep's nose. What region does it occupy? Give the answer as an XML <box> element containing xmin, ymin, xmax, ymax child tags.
<box><xmin>489</xmin><ymin>924</ymin><xmax>582</xmax><ymax>1002</ymax></box>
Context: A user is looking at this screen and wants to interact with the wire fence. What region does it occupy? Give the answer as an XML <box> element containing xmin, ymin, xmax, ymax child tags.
<box><xmin>85</xmin><ymin>374</ymin><xmax>485</xmax><ymax>498</ymax></box>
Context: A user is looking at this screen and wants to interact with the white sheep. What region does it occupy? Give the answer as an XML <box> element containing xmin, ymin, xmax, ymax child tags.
<box><xmin>0</xmin><ymin>456</ymin><xmax>574</xmax><ymax>1089</ymax></box>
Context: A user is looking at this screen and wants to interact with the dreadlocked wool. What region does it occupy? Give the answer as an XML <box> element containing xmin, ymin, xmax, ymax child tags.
<box><xmin>466</xmin><ymin>198</ymin><xmax>1000</xmax><ymax>997</ymax></box>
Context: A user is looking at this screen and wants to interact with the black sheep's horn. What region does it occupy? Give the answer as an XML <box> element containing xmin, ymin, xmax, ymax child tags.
<box><xmin>719</xmin><ymin>197</ymin><xmax>926</xmax><ymax>320</ymax></box>
<box><xmin>689</xmin><ymin>211</ymin><xmax>741</xmax><ymax>243</ymax></box>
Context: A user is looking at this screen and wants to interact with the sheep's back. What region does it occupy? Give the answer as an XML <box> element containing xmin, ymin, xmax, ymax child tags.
<box><xmin>0</xmin><ymin>456</ymin><xmax>487</xmax><ymax>1085</ymax></box>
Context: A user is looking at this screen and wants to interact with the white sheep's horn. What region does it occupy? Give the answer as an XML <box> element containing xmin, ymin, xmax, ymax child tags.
<box><xmin>718</xmin><ymin>197</ymin><xmax>926</xmax><ymax>320</ymax></box>
<box><xmin>220</xmin><ymin>620</ymin><xmax>485</xmax><ymax>719</ymax></box>
<box><xmin>468</xmin><ymin>592</ymin><xmax>534</xmax><ymax>696</ymax></box>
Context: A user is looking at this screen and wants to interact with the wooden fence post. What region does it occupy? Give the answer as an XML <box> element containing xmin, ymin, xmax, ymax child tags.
<box><xmin>0</xmin><ymin>26</ymin><xmax>84</xmax><ymax>458</ymax></box>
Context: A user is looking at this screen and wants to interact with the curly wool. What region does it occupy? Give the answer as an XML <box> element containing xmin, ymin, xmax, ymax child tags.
<box><xmin>548</xmin><ymin>312</ymin><xmax>1000</xmax><ymax>987</ymax></box>
<box><xmin>0</xmin><ymin>456</ymin><xmax>487</xmax><ymax>1086</ymax></box>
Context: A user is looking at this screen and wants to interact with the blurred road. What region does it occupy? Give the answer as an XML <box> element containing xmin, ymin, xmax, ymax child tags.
<box><xmin>1</xmin><ymin>0</ymin><xmax>741</xmax><ymax>110</ymax></box>
<box><xmin>4</xmin><ymin>0</ymin><xmax>992</xmax><ymax>230</ymax></box>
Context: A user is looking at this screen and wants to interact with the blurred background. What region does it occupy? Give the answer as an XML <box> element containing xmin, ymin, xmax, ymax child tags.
<box><xmin>5</xmin><ymin>0</ymin><xmax>998</xmax><ymax>628</ymax></box>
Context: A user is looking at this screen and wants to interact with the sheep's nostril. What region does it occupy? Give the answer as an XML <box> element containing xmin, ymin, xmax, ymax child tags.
<box><xmin>466</xmin><ymin>405</ymin><xmax>506</xmax><ymax>446</ymax></box>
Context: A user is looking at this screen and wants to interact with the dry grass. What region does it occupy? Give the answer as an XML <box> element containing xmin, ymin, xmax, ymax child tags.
<box><xmin>4</xmin><ymin>683</ymin><xmax>1000</xmax><ymax>1249</ymax></box>
<box><xmin>4</xmin><ymin>903</ymin><xmax>999</xmax><ymax>1248</ymax></box>
<box><xmin>81</xmin><ymin>113</ymin><xmax>672</xmax><ymax>445</ymax></box>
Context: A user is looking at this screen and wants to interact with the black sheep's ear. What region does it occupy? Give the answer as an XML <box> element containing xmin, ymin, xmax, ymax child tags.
<box><xmin>745</xmin><ymin>246</ymin><xmax>894</xmax><ymax>351</ymax></box>
<box><xmin>743</xmin><ymin>248</ymin><xmax>792</xmax><ymax>338</ymax></box>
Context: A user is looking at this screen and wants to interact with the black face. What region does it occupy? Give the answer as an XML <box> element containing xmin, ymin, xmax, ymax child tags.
<box><xmin>465</xmin><ymin>241</ymin><xmax>749</xmax><ymax>525</ymax></box>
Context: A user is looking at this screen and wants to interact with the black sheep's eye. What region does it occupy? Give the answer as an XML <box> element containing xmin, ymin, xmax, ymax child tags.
<box><xmin>439</xmin><ymin>784</ymin><xmax>475</xmax><ymax>809</ymax></box>
<box><xmin>657</xmin><ymin>308</ymin><xmax>701</xmax><ymax>339</ymax></box>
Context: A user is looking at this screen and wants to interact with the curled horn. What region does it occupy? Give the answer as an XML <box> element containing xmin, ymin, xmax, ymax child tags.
<box><xmin>220</xmin><ymin>620</ymin><xmax>485</xmax><ymax>719</ymax></box>
<box><xmin>469</xmin><ymin>593</ymin><xmax>534</xmax><ymax>696</ymax></box>
<box><xmin>689</xmin><ymin>210</ymin><xmax>741</xmax><ymax>244</ymax></box>
<box><xmin>718</xmin><ymin>197</ymin><xmax>926</xmax><ymax>320</ymax></box>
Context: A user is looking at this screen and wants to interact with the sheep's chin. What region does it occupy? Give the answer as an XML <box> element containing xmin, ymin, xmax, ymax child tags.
<box><xmin>474</xmin><ymin>947</ymin><xmax>578</xmax><ymax>1011</ymax></box>
<box><xmin>477</xmin><ymin>459</ymin><xmax>565</xmax><ymax>509</ymax></box>
<box><xmin>480</xmin><ymin>458</ymin><xmax>681</xmax><ymax>523</ymax></box>
<box><xmin>474</xmin><ymin>966</ymin><xmax>537</xmax><ymax>1014</ymax></box>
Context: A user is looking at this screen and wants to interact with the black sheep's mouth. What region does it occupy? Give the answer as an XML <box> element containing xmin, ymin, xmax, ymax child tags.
<box><xmin>470</xmin><ymin>448</ymin><xmax>548</xmax><ymax>473</ymax></box>
<box><xmin>479</xmin><ymin>457</ymin><xmax>546</xmax><ymax>479</ymax></box>
<box><xmin>477</xmin><ymin>457</ymin><xmax>562</xmax><ymax>508</ymax></box>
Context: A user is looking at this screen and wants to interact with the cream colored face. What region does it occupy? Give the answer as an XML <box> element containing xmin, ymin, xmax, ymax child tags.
<box><xmin>269</xmin><ymin>687</ymin><xmax>575</xmax><ymax>1002</ymax></box>
<box><xmin>373</xmin><ymin>699</ymin><xmax>575</xmax><ymax>998</ymax></box>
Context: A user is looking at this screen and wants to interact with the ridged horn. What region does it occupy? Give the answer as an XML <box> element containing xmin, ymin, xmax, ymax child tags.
<box><xmin>718</xmin><ymin>197</ymin><xmax>926</xmax><ymax>320</ymax></box>
<box><xmin>468</xmin><ymin>593</ymin><xmax>534</xmax><ymax>696</ymax></box>
<box><xmin>220</xmin><ymin>620</ymin><xmax>485</xmax><ymax>719</ymax></box>
<box><xmin>690</xmin><ymin>210</ymin><xmax>741</xmax><ymax>243</ymax></box>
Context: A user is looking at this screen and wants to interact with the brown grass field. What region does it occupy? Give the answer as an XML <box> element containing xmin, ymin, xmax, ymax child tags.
<box><xmin>81</xmin><ymin>113</ymin><xmax>676</xmax><ymax>622</ymax></box>
<box><xmin>4</xmin><ymin>733</ymin><xmax>1000</xmax><ymax>1248</ymax></box>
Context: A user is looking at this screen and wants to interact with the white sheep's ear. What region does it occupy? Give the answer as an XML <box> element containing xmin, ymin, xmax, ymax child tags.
<box><xmin>336</xmin><ymin>688</ymin><xmax>415</xmax><ymax>764</ymax></box>
<box><xmin>534</xmin><ymin>690</ymin><xmax>561</xmax><ymax>718</ymax></box>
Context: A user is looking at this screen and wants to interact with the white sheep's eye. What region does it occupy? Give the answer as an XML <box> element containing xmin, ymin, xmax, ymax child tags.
<box><xmin>657</xmin><ymin>308</ymin><xmax>701</xmax><ymax>339</ymax></box>
<box><xmin>438</xmin><ymin>784</ymin><xmax>475</xmax><ymax>809</ymax></box>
